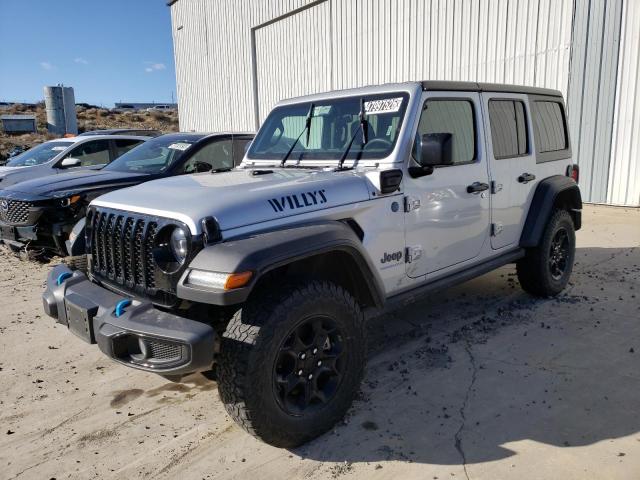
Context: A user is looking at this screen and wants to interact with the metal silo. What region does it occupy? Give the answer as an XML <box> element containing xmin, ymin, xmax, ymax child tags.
<box><xmin>43</xmin><ymin>85</ymin><xmax>78</xmax><ymax>135</ymax></box>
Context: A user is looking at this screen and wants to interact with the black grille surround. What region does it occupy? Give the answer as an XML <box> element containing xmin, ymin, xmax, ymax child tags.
<box><xmin>86</xmin><ymin>206</ymin><xmax>203</xmax><ymax>307</ymax></box>
<box><xmin>0</xmin><ymin>198</ymin><xmax>33</xmax><ymax>225</ymax></box>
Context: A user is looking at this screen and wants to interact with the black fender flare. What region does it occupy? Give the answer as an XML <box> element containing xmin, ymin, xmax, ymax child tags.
<box><xmin>520</xmin><ymin>175</ymin><xmax>582</xmax><ymax>248</ymax></box>
<box><xmin>177</xmin><ymin>220</ymin><xmax>386</xmax><ymax>308</ymax></box>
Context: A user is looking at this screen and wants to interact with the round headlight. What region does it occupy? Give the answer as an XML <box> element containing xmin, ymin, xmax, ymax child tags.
<box><xmin>170</xmin><ymin>227</ymin><xmax>188</xmax><ymax>263</ymax></box>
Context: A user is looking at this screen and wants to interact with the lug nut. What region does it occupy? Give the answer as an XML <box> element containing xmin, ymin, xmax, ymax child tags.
<box><xmin>317</xmin><ymin>361</ymin><xmax>322</xmax><ymax>366</ymax></box>
<box><xmin>312</xmin><ymin>348</ymin><xmax>318</xmax><ymax>355</ymax></box>
<box><xmin>308</xmin><ymin>374</ymin><xmax>313</xmax><ymax>380</ymax></box>
<box><xmin>298</xmin><ymin>369</ymin><xmax>303</xmax><ymax>376</ymax></box>
<box><xmin>300</xmin><ymin>353</ymin><xmax>306</xmax><ymax>360</ymax></box>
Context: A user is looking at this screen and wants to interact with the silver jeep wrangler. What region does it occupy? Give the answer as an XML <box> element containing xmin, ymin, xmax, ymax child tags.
<box><xmin>43</xmin><ymin>81</ymin><xmax>581</xmax><ymax>447</ymax></box>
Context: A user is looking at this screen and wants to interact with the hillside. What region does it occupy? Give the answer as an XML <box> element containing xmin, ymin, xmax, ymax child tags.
<box><xmin>0</xmin><ymin>103</ymin><xmax>179</xmax><ymax>161</ymax></box>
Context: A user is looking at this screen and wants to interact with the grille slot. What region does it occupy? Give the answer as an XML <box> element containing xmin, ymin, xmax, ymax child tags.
<box><xmin>0</xmin><ymin>199</ymin><xmax>32</xmax><ymax>225</ymax></box>
<box><xmin>90</xmin><ymin>208</ymin><xmax>163</xmax><ymax>299</ymax></box>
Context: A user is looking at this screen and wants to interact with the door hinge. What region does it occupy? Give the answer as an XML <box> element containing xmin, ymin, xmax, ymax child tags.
<box><xmin>404</xmin><ymin>196</ymin><xmax>421</xmax><ymax>212</ymax></box>
<box><xmin>491</xmin><ymin>222</ymin><xmax>504</xmax><ymax>236</ymax></box>
<box><xmin>405</xmin><ymin>245</ymin><xmax>423</xmax><ymax>263</ymax></box>
<box><xmin>491</xmin><ymin>181</ymin><xmax>503</xmax><ymax>194</ymax></box>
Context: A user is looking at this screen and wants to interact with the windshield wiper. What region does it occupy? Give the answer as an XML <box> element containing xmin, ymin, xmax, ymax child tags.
<box><xmin>280</xmin><ymin>103</ymin><xmax>314</xmax><ymax>168</ymax></box>
<box><xmin>337</xmin><ymin>98</ymin><xmax>369</xmax><ymax>170</ymax></box>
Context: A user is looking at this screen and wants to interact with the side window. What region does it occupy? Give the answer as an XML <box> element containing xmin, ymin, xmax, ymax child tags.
<box><xmin>114</xmin><ymin>139</ymin><xmax>142</xmax><ymax>158</ymax></box>
<box><xmin>415</xmin><ymin>99</ymin><xmax>476</xmax><ymax>165</ymax></box>
<box><xmin>533</xmin><ymin>101</ymin><xmax>568</xmax><ymax>152</ymax></box>
<box><xmin>65</xmin><ymin>140</ymin><xmax>111</xmax><ymax>166</ymax></box>
<box><xmin>488</xmin><ymin>100</ymin><xmax>529</xmax><ymax>159</ymax></box>
<box><xmin>232</xmin><ymin>137</ymin><xmax>252</xmax><ymax>166</ymax></box>
<box><xmin>182</xmin><ymin>139</ymin><xmax>233</xmax><ymax>173</ymax></box>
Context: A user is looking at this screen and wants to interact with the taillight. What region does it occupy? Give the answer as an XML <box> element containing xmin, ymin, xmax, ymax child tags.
<box><xmin>567</xmin><ymin>164</ymin><xmax>579</xmax><ymax>183</ymax></box>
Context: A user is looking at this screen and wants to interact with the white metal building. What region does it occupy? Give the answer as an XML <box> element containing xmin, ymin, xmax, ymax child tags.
<box><xmin>169</xmin><ymin>0</ymin><xmax>640</xmax><ymax>206</ymax></box>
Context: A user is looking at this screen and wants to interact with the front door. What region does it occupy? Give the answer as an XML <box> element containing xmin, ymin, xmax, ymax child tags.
<box><xmin>404</xmin><ymin>92</ymin><xmax>490</xmax><ymax>278</ymax></box>
<box><xmin>481</xmin><ymin>93</ymin><xmax>536</xmax><ymax>249</ymax></box>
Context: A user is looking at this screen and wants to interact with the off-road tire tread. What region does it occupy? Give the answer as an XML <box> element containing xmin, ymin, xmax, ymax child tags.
<box><xmin>217</xmin><ymin>281</ymin><xmax>365</xmax><ymax>447</ymax></box>
<box><xmin>517</xmin><ymin>209</ymin><xmax>575</xmax><ymax>297</ymax></box>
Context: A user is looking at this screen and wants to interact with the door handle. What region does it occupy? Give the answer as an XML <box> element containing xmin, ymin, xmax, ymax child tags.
<box><xmin>467</xmin><ymin>182</ymin><xmax>490</xmax><ymax>194</ymax></box>
<box><xmin>518</xmin><ymin>173</ymin><xmax>536</xmax><ymax>184</ymax></box>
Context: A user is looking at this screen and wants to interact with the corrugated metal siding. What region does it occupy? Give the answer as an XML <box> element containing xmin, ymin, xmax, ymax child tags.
<box><xmin>170</xmin><ymin>0</ymin><xmax>639</xmax><ymax>206</ymax></box>
<box><xmin>607</xmin><ymin>0</ymin><xmax>640</xmax><ymax>206</ymax></box>
<box><xmin>568</xmin><ymin>0</ymin><xmax>623</xmax><ymax>204</ymax></box>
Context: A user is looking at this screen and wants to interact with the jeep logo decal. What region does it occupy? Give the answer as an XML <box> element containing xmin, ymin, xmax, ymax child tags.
<box><xmin>268</xmin><ymin>189</ymin><xmax>327</xmax><ymax>213</ymax></box>
<box><xmin>380</xmin><ymin>251</ymin><xmax>403</xmax><ymax>264</ymax></box>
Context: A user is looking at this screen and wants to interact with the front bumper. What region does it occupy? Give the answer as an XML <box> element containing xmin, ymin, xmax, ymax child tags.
<box><xmin>0</xmin><ymin>221</ymin><xmax>37</xmax><ymax>246</ymax></box>
<box><xmin>42</xmin><ymin>265</ymin><xmax>216</xmax><ymax>376</ymax></box>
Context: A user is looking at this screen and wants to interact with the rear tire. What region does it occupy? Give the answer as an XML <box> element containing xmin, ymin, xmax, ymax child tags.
<box><xmin>517</xmin><ymin>209</ymin><xmax>575</xmax><ymax>297</ymax></box>
<box><xmin>217</xmin><ymin>281</ymin><xmax>366</xmax><ymax>447</ymax></box>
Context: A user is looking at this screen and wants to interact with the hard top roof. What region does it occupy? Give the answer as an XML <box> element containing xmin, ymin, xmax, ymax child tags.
<box><xmin>421</xmin><ymin>80</ymin><xmax>562</xmax><ymax>97</ymax></box>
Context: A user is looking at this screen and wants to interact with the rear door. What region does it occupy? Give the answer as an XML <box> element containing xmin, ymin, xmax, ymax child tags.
<box><xmin>404</xmin><ymin>91</ymin><xmax>490</xmax><ymax>277</ymax></box>
<box><xmin>482</xmin><ymin>93</ymin><xmax>536</xmax><ymax>249</ymax></box>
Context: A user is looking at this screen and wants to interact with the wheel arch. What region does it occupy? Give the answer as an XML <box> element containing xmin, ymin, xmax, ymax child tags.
<box><xmin>520</xmin><ymin>175</ymin><xmax>582</xmax><ymax>248</ymax></box>
<box><xmin>178</xmin><ymin>220</ymin><xmax>385</xmax><ymax>309</ymax></box>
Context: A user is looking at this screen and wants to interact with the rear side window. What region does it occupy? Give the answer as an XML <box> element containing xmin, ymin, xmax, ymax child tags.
<box><xmin>533</xmin><ymin>101</ymin><xmax>568</xmax><ymax>152</ymax></box>
<box><xmin>66</xmin><ymin>139</ymin><xmax>111</xmax><ymax>166</ymax></box>
<box><xmin>415</xmin><ymin>99</ymin><xmax>476</xmax><ymax>165</ymax></box>
<box><xmin>488</xmin><ymin>100</ymin><xmax>528</xmax><ymax>158</ymax></box>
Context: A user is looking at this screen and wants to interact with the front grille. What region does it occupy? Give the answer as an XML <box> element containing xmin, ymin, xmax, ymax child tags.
<box><xmin>89</xmin><ymin>208</ymin><xmax>159</xmax><ymax>295</ymax></box>
<box><xmin>87</xmin><ymin>206</ymin><xmax>200</xmax><ymax>307</ymax></box>
<box><xmin>0</xmin><ymin>199</ymin><xmax>32</xmax><ymax>225</ymax></box>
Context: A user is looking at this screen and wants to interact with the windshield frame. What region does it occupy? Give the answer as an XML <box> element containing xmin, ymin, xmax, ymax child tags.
<box><xmin>247</xmin><ymin>91</ymin><xmax>411</xmax><ymax>165</ymax></box>
<box><xmin>6</xmin><ymin>141</ymin><xmax>73</xmax><ymax>167</ymax></box>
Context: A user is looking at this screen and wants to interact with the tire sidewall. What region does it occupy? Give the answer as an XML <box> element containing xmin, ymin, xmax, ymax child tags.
<box><xmin>238</xmin><ymin>283</ymin><xmax>365</xmax><ymax>442</ymax></box>
<box><xmin>541</xmin><ymin>211</ymin><xmax>576</xmax><ymax>293</ymax></box>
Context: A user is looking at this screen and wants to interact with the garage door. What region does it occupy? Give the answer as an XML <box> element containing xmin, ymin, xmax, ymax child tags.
<box><xmin>254</xmin><ymin>1</ymin><xmax>332</xmax><ymax>123</ymax></box>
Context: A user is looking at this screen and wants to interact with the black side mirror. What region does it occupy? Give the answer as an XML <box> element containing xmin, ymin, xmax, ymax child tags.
<box><xmin>409</xmin><ymin>133</ymin><xmax>453</xmax><ymax>178</ymax></box>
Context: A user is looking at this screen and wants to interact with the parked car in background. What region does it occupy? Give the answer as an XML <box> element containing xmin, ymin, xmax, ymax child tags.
<box><xmin>79</xmin><ymin>129</ymin><xmax>162</xmax><ymax>137</ymax></box>
<box><xmin>0</xmin><ymin>132</ymin><xmax>253</xmax><ymax>255</ymax></box>
<box><xmin>0</xmin><ymin>134</ymin><xmax>151</xmax><ymax>188</ymax></box>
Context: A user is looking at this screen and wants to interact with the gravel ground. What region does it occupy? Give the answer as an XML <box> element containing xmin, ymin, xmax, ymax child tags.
<box><xmin>1</xmin><ymin>204</ymin><xmax>639</xmax><ymax>480</ymax></box>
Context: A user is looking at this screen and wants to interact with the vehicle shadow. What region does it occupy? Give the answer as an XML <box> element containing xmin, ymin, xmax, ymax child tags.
<box><xmin>291</xmin><ymin>246</ymin><xmax>640</xmax><ymax>466</ymax></box>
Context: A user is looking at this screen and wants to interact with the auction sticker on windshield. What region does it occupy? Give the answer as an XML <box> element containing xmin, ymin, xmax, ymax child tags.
<box><xmin>364</xmin><ymin>98</ymin><xmax>403</xmax><ymax>114</ymax></box>
<box><xmin>168</xmin><ymin>142</ymin><xmax>192</xmax><ymax>151</ymax></box>
<box><xmin>52</xmin><ymin>146</ymin><xmax>68</xmax><ymax>151</ymax></box>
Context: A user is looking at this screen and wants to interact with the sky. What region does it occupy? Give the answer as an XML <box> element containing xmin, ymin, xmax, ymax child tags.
<box><xmin>0</xmin><ymin>0</ymin><xmax>177</xmax><ymax>107</ymax></box>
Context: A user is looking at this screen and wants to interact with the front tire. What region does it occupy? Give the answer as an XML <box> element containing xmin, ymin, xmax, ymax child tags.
<box><xmin>217</xmin><ymin>281</ymin><xmax>366</xmax><ymax>447</ymax></box>
<box><xmin>517</xmin><ymin>209</ymin><xmax>576</xmax><ymax>297</ymax></box>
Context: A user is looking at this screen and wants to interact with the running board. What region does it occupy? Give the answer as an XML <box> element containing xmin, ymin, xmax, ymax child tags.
<box><xmin>378</xmin><ymin>249</ymin><xmax>525</xmax><ymax>316</ymax></box>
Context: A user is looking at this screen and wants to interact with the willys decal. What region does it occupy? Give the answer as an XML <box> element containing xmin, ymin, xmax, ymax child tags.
<box><xmin>268</xmin><ymin>189</ymin><xmax>327</xmax><ymax>213</ymax></box>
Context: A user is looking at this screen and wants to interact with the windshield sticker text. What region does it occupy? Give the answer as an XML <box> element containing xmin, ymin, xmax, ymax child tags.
<box><xmin>52</xmin><ymin>146</ymin><xmax>67</xmax><ymax>151</ymax></box>
<box><xmin>268</xmin><ymin>189</ymin><xmax>327</xmax><ymax>213</ymax></box>
<box><xmin>364</xmin><ymin>98</ymin><xmax>403</xmax><ymax>115</ymax></box>
<box><xmin>168</xmin><ymin>142</ymin><xmax>191</xmax><ymax>151</ymax></box>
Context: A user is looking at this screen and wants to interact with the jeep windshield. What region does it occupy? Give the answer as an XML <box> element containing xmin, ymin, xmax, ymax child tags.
<box><xmin>6</xmin><ymin>141</ymin><xmax>73</xmax><ymax>167</ymax></box>
<box><xmin>248</xmin><ymin>93</ymin><xmax>409</xmax><ymax>163</ymax></box>
<box><xmin>104</xmin><ymin>135</ymin><xmax>201</xmax><ymax>174</ymax></box>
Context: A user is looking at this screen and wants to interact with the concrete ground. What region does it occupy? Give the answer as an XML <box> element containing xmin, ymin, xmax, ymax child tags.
<box><xmin>1</xmin><ymin>204</ymin><xmax>639</xmax><ymax>480</ymax></box>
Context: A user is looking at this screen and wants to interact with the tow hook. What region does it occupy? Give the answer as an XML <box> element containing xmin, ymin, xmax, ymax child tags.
<box><xmin>114</xmin><ymin>299</ymin><xmax>132</xmax><ymax>318</ymax></box>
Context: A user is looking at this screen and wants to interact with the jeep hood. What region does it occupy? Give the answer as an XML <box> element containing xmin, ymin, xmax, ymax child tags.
<box><xmin>92</xmin><ymin>169</ymin><xmax>372</xmax><ymax>233</ymax></box>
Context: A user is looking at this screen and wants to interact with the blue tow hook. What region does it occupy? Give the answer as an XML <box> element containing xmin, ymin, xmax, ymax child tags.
<box><xmin>56</xmin><ymin>272</ymin><xmax>73</xmax><ymax>286</ymax></box>
<box><xmin>114</xmin><ymin>299</ymin><xmax>132</xmax><ymax>318</ymax></box>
